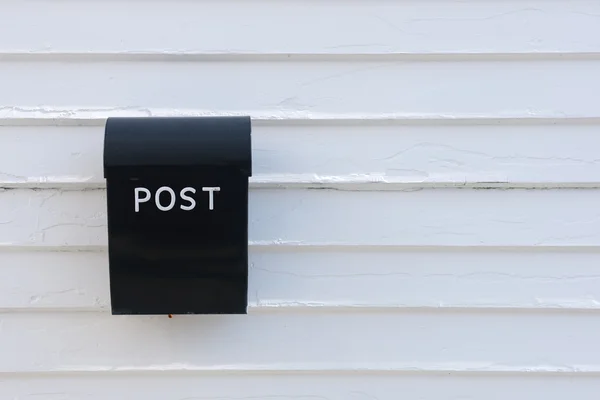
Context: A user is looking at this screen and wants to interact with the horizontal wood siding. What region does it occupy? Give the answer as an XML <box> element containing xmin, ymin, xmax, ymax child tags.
<box><xmin>4</xmin><ymin>375</ymin><xmax>600</xmax><ymax>400</ymax></box>
<box><xmin>2</xmin><ymin>0</ymin><xmax>600</xmax><ymax>55</ymax></box>
<box><xmin>3</xmin><ymin>189</ymin><xmax>600</xmax><ymax>247</ymax></box>
<box><xmin>0</xmin><ymin>60</ymin><xmax>598</xmax><ymax>117</ymax></box>
<box><xmin>1</xmin><ymin>0</ymin><xmax>599</xmax><ymax>398</ymax></box>
<box><xmin>1</xmin><ymin>312</ymin><xmax>599</xmax><ymax>373</ymax></box>
<box><xmin>2</xmin><ymin>250</ymin><xmax>600</xmax><ymax>311</ymax></box>
<box><xmin>3</xmin><ymin>123</ymin><xmax>600</xmax><ymax>188</ymax></box>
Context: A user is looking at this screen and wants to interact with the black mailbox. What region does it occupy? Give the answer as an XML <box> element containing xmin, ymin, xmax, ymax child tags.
<box><xmin>103</xmin><ymin>116</ymin><xmax>252</xmax><ymax>315</ymax></box>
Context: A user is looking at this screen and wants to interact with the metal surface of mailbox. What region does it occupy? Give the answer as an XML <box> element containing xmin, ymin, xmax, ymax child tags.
<box><xmin>103</xmin><ymin>116</ymin><xmax>252</xmax><ymax>315</ymax></box>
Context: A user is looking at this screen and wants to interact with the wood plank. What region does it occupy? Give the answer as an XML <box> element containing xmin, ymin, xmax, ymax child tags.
<box><xmin>3</xmin><ymin>374</ymin><xmax>600</xmax><ymax>399</ymax></box>
<box><xmin>2</xmin><ymin>0</ymin><xmax>600</xmax><ymax>55</ymax></box>
<box><xmin>2</xmin><ymin>250</ymin><xmax>600</xmax><ymax>311</ymax></box>
<box><xmin>0</xmin><ymin>311</ymin><xmax>599</xmax><ymax>373</ymax></box>
<box><xmin>2</xmin><ymin>188</ymin><xmax>600</xmax><ymax>247</ymax></box>
<box><xmin>3</xmin><ymin>123</ymin><xmax>600</xmax><ymax>188</ymax></box>
<box><xmin>0</xmin><ymin>60</ymin><xmax>598</xmax><ymax>117</ymax></box>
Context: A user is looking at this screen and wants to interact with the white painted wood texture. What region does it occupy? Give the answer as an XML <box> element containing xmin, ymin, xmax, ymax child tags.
<box><xmin>0</xmin><ymin>60</ymin><xmax>599</xmax><ymax>118</ymax></box>
<box><xmin>3</xmin><ymin>123</ymin><xmax>600</xmax><ymax>188</ymax></box>
<box><xmin>3</xmin><ymin>250</ymin><xmax>600</xmax><ymax>311</ymax></box>
<box><xmin>1</xmin><ymin>311</ymin><xmax>598</xmax><ymax>373</ymax></box>
<box><xmin>2</xmin><ymin>0</ymin><xmax>600</xmax><ymax>397</ymax></box>
<box><xmin>3</xmin><ymin>188</ymin><xmax>600</xmax><ymax>247</ymax></box>
<box><xmin>2</xmin><ymin>0</ymin><xmax>600</xmax><ymax>55</ymax></box>
<box><xmin>4</xmin><ymin>375</ymin><xmax>600</xmax><ymax>400</ymax></box>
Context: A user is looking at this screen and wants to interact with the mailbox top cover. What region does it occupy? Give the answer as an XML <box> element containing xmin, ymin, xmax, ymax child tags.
<box><xmin>103</xmin><ymin>116</ymin><xmax>252</xmax><ymax>177</ymax></box>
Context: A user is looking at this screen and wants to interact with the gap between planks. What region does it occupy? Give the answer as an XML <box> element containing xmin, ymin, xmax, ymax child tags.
<box><xmin>5</xmin><ymin>303</ymin><xmax>600</xmax><ymax>315</ymax></box>
<box><xmin>1</xmin><ymin>111</ymin><xmax>600</xmax><ymax>127</ymax></box>
<box><xmin>1</xmin><ymin>51</ymin><xmax>600</xmax><ymax>63</ymax></box>
<box><xmin>4</xmin><ymin>181</ymin><xmax>600</xmax><ymax>190</ymax></box>
<box><xmin>3</xmin><ymin>244</ymin><xmax>600</xmax><ymax>253</ymax></box>
<box><xmin>1</xmin><ymin>364</ymin><xmax>600</xmax><ymax>377</ymax></box>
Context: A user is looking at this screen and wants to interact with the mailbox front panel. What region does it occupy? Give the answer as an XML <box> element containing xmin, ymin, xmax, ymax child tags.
<box><xmin>103</xmin><ymin>117</ymin><xmax>251</xmax><ymax>315</ymax></box>
<box><xmin>106</xmin><ymin>167</ymin><xmax>248</xmax><ymax>315</ymax></box>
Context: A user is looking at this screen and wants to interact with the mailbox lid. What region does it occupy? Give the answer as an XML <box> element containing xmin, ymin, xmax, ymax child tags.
<box><xmin>103</xmin><ymin>116</ymin><xmax>252</xmax><ymax>177</ymax></box>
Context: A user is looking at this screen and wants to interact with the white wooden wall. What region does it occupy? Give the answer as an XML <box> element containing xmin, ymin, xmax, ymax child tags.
<box><xmin>2</xmin><ymin>0</ymin><xmax>600</xmax><ymax>398</ymax></box>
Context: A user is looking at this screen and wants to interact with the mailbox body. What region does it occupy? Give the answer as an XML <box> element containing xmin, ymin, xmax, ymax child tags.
<box><xmin>103</xmin><ymin>116</ymin><xmax>251</xmax><ymax>315</ymax></box>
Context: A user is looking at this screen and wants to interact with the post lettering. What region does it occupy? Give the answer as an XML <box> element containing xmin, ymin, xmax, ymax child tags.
<box><xmin>202</xmin><ymin>187</ymin><xmax>220</xmax><ymax>210</ymax></box>
<box><xmin>155</xmin><ymin>186</ymin><xmax>176</xmax><ymax>211</ymax></box>
<box><xmin>180</xmin><ymin>187</ymin><xmax>196</xmax><ymax>211</ymax></box>
<box><xmin>134</xmin><ymin>187</ymin><xmax>151</xmax><ymax>212</ymax></box>
<box><xmin>133</xmin><ymin>186</ymin><xmax>221</xmax><ymax>211</ymax></box>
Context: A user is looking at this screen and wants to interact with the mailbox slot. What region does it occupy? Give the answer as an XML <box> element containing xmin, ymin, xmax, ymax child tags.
<box><xmin>103</xmin><ymin>116</ymin><xmax>252</xmax><ymax>315</ymax></box>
